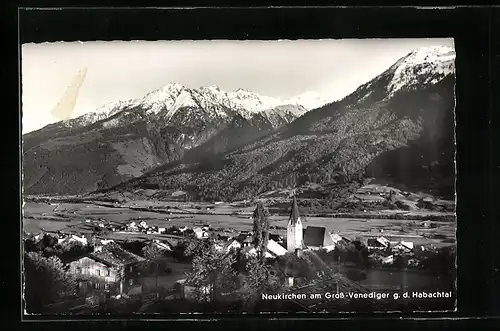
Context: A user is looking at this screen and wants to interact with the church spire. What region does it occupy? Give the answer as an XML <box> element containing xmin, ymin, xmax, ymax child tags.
<box><xmin>289</xmin><ymin>196</ymin><xmax>300</xmax><ymax>225</ymax></box>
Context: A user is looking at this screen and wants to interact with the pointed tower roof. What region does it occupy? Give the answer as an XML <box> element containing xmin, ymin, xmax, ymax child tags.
<box><xmin>289</xmin><ymin>196</ymin><xmax>301</xmax><ymax>225</ymax></box>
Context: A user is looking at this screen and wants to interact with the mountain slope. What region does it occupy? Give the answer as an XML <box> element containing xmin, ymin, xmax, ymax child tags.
<box><xmin>22</xmin><ymin>85</ymin><xmax>319</xmax><ymax>195</ymax></box>
<box><xmin>112</xmin><ymin>46</ymin><xmax>456</xmax><ymax>201</ymax></box>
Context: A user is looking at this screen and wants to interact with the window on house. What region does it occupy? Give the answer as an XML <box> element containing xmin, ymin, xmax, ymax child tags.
<box><xmin>129</xmin><ymin>279</ymin><xmax>133</xmax><ymax>286</ymax></box>
<box><xmin>129</xmin><ymin>266</ymin><xmax>133</xmax><ymax>272</ymax></box>
<box><xmin>97</xmin><ymin>270</ymin><xmax>101</xmax><ymax>276</ymax></box>
<box><xmin>104</xmin><ymin>283</ymin><xmax>109</xmax><ymax>290</ymax></box>
<box><xmin>76</xmin><ymin>267</ymin><xmax>82</xmax><ymax>274</ymax></box>
<box><xmin>106</xmin><ymin>269</ymin><xmax>110</xmax><ymax>276</ymax></box>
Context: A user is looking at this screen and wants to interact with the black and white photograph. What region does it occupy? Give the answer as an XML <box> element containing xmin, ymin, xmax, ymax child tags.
<box><xmin>21</xmin><ymin>38</ymin><xmax>457</xmax><ymax>314</ymax></box>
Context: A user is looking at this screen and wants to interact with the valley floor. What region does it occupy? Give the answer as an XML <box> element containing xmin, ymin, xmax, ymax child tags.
<box><xmin>22</xmin><ymin>196</ymin><xmax>456</xmax><ymax>250</ymax></box>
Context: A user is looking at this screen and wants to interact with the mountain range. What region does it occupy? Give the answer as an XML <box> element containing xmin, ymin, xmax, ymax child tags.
<box><xmin>22</xmin><ymin>46</ymin><xmax>456</xmax><ymax>201</ymax></box>
<box><xmin>22</xmin><ymin>83</ymin><xmax>328</xmax><ymax>195</ymax></box>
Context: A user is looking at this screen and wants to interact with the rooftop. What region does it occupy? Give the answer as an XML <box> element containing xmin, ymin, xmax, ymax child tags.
<box><xmin>88</xmin><ymin>246</ymin><xmax>146</xmax><ymax>268</ymax></box>
<box><xmin>303</xmin><ymin>226</ymin><xmax>326</xmax><ymax>247</ymax></box>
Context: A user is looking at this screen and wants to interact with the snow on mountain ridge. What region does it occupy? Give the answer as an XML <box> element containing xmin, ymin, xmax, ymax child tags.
<box><xmin>387</xmin><ymin>46</ymin><xmax>455</xmax><ymax>97</ymax></box>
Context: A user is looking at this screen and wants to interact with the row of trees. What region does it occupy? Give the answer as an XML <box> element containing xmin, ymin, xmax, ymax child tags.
<box><xmin>24</xmin><ymin>234</ymin><xmax>93</xmax><ymax>263</ymax></box>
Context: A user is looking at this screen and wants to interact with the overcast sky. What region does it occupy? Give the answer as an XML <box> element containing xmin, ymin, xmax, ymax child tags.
<box><xmin>21</xmin><ymin>38</ymin><xmax>454</xmax><ymax>134</ymax></box>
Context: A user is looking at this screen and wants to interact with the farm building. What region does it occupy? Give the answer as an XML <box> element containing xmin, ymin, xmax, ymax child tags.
<box><xmin>68</xmin><ymin>245</ymin><xmax>146</xmax><ymax>296</ymax></box>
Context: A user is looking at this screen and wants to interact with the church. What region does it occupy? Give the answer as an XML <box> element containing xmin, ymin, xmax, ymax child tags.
<box><xmin>286</xmin><ymin>196</ymin><xmax>339</xmax><ymax>255</ymax></box>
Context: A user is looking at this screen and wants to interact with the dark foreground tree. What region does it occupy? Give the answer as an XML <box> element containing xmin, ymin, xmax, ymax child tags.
<box><xmin>23</xmin><ymin>252</ymin><xmax>77</xmax><ymax>313</ymax></box>
<box><xmin>185</xmin><ymin>244</ymin><xmax>237</xmax><ymax>304</ymax></box>
<box><xmin>241</xmin><ymin>255</ymin><xmax>283</xmax><ymax>310</ymax></box>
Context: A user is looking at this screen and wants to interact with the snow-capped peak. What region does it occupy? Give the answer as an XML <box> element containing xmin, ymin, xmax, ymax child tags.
<box><xmin>64</xmin><ymin>82</ymin><xmax>332</xmax><ymax>130</ymax></box>
<box><xmin>135</xmin><ymin>82</ymin><xmax>188</xmax><ymax>114</ymax></box>
<box><xmin>281</xmin><ymin>91</ymin><xmax>329</xmax><ymax>110</ymax></box>
<box><xmin>387</xmin><ymin>46</ymin><xmax>455</xmax><ymax>97</ymax></box>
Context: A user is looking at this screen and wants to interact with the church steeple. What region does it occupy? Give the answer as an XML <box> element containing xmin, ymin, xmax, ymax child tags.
<box><xmin>289</xmin><ymin>195</ymin><xmax>300</xmax><ymax>225</ymax></box>
<box><xmin>287</xmin><ymin>196</ymin><xmax>303</xmax><ymax>253</ymax></box>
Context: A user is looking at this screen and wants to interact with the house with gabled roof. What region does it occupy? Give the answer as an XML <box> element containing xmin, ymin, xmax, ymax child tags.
<box><xmin>393</xmin><ymin>241</ymin><xmax>414</xmax><ymax>253</ymax></box>
<box><xmin>367</xmin><ymin>236</ymin><xmax>391</xmax><ymax>250</ymax></box>
<box><xmin>68</xmin><ymin>245</ymin><xmax>146</xmax><ymax>296</ymax></box>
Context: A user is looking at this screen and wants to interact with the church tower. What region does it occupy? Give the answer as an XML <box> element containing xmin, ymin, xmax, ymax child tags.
<box><xmin>286</xmin><ymin>196</ymin><xmax>303</xmax><ymax>253</ymax></box>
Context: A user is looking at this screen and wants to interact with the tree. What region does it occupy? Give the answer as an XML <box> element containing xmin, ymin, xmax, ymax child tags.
<box><xmin>252</xmin><ymin>201</ymin><xmax>270</xmax><ymax>261</ymax></box>
<box><xmin>241</xmin><ymin>255</ymin><xmax>283</xmax><ymax>310</ymax></box>
<box><xmin>23</xmin><ymin>252</ymin><xmax>77</xmax><ymax>313</ymax></box>
<box><xmin>184</xmin><ymin>232</ymin><xmax>219</xmax><ymax>258</ymax></box>
<box><xmin>141</xmin><ymin>243</ymin><xmax>167</xmax><ymax>295</ymax></box>
<box><xmin>185</xmin><ymin>244</ymin><xmax>237</xmax><ymax>303</ymax></box>
<box><xmin>278</xmin><ymin>253</ymin><xmax>318</xmax><ymax>281</ymax></box>
<box><xmin>142</xmin><ymin>243</ymin><xmax>164</xmax><ymax>261</ymax></box>
<box><xmin>58</xmin><ymin>240</ymin><xmax>93</xmax><ymax>263</ymax></box>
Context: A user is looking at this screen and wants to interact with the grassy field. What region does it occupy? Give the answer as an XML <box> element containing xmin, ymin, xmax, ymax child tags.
<box><xmin>23</xmin><ymin>198</ymin><xmax>456</xmax><ymax>249</ymax></box>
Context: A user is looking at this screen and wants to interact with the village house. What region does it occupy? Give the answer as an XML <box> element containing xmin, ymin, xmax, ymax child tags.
<box><xmin>127</xmin><ymin>222</ymin><xmax>139</xmax><ymax>232</ymax></box>
<box><xmin>222</xmin><ymin>239</ymin><xmax>242</xmax><ymax>253</ymax></box>
<box><xmin>366</xmin><ymin>237</ymin><xmax>391</xmax><ymax>250</ymax></box>
<box><xmin>33</xmin><ymin>233</ymin><xmax>43</xmax><ymax>242</ymax></box>
<box><xmin>241</xmin><ymin>246</ymin><xmax>274</xmax><ymax>259</ymax></box>
<box><xmin>97</xmin><ymin>239</ymin><xmax>115</xmax><ymax>246</ymax></box>
<box><xmin>392</xmin><ymin>241</ymin><xmax>414</xmax><ymax>253</ymax></box>
<box><xmin>217</xmin><ymin>233</ymin><xmax>232</xmax><ymax>242</ymax></box>
<box><xmin>61</xmin><ymin>234</ymin><xmax>88</xmax><ymax>246</ymax></box>
<box><xmin>241</xmin><ymin>239</ymin><xmax>287</xmax><ymax>259</ymax></box>
<box><xmin>242</xmin><ymin>236</ymin><xmax>253</xmax><ymax>247</ymax></box>
<box><xmin>68</xmin><ymin>245</ymin><xmax>146</xmax><ymax>296</ymax></box>
<box><xmin>193</xmin><ymin>227</ymin><xmax>209</xmax><ymax>239</ymax></box>
<box><xmin>150</xmin><ymin>239</ymin><xmax>172</xmax><ymax>252</ymax></box>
